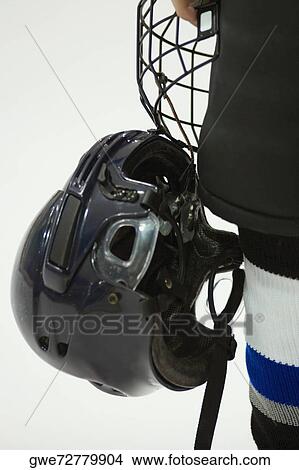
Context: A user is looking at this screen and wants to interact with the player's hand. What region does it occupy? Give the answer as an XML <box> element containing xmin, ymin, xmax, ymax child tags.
<box><xmin>171</xmin><ymin>0</ymin><xmax>198</xmax><ymax>26</ymax></box>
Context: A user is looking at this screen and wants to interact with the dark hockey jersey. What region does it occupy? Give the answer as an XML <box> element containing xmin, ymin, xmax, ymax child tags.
<box><xmin>198</xmin><ymin>0</ymin><xmax>299</xmax><ymax>236</ymax></box>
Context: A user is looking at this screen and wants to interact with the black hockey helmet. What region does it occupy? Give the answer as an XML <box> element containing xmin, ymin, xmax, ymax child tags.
<box><xmin>11</xmin><ymin>129</ymin><xmax>242</xmax><ymax>397</ymax></box>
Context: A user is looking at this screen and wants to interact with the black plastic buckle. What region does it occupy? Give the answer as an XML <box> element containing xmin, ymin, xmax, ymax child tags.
<box><xmin>141</xmin><ymin>188</ymin><xmax>163</xmax><ymax>214</ymax></box>
<box><xmin>215</xmin><ymin>331</ymin><xmax>237</xmax><ymax>362</ymax></box>
<box><xmin>195</xmin><ymin>1</ymin><xmax>219</xmax><ymax>40</ymax></box>
<box><xmin>226</xmin><ymin>334</ymin><xmax>237</xmax><ymax>361</ymax></box>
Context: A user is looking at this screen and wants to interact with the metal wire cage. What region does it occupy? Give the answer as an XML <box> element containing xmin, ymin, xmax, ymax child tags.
<box><xmin>137</xmin><ymin>0</ymin><xmax>219</xmax><ymax>158</ymax></box>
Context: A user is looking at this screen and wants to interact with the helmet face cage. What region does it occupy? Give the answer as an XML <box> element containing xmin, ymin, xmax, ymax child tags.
<box><xmin>137</xmin><ymin>0</ymin><xmax>219</xmax><ymax>157</ymax></box>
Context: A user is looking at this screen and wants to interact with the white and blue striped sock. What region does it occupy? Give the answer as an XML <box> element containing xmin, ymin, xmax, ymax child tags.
<box><xmin>239</xmin><ymin>228</ymin><xmax>299</xmax><ymax>449</ymax></box>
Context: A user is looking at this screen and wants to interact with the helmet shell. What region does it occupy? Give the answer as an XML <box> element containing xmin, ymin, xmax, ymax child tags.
<box><xmin>11</xmin><ymin>130</ymin><xmax>190</xmax><ymax>397</ymax></box>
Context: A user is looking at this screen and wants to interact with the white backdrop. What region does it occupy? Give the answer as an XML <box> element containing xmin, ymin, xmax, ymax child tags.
<box><xmin>0</xmin><ymin>0</ymin><xmax>254</xmax><ymax>450</ymax></box>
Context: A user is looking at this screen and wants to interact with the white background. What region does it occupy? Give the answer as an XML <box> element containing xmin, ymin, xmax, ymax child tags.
<box><xmin>0</xmin><ymin>0</ymin><xmax>254</xmax><ymax>450</ymax></box>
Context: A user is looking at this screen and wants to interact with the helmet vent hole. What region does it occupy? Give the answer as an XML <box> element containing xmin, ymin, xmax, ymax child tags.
<box><xmin>110</xmin><ymin>226</ymin><xmax>136</xmax><ymax>262</ymax></box>
<box><xmin>57</xmin><ymin>342</ymin><xmax>69</xmax><ymax>357</ymax></box>
<box><xmin>38</xmin><ymin>336</ymin><xmax>49</xmax><ymax>352</ymax></box>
